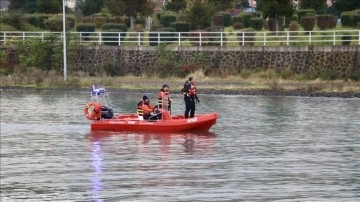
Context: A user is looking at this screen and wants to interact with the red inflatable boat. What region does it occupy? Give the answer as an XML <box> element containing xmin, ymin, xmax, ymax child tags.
<box><xmin>85</xmin><ymin>85</ymin><xmax>218</xmax><ymax>132</ymax></box>
<box><xmin>90</xmin><ymin>109</ymin><xmax>219</xmax><ymax>132</ymax></box>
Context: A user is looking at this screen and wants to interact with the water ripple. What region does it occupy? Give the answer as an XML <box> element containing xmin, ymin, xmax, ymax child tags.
<box><xmin>1</xmin><ymin>91</ymin><xmax>359</xmax><ymax>201</ymax></box>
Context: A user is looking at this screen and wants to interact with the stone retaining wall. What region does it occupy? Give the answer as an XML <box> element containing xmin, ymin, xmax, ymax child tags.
<box><xmin>68</xmin><ymin>45</ymin><xmax>359</xmax><ymax>77</ymax></box>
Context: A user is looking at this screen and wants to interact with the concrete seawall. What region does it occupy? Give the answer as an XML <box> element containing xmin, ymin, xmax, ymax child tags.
<box><xmin>68</xmin><ymin>45</ymin><xmax>359</xmax><ymax>76</ymax></box>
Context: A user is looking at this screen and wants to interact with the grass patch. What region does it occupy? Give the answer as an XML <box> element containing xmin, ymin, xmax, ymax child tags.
<box><xmin>1</xmin><ymin>69</ymin><xmax>359</xmax><ymax>93</ymax></box>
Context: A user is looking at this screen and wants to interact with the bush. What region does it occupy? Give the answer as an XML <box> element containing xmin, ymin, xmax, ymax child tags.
<box><xmin>237</xmin><ymin>28</ymin><xmax>256</xmax><ymax>46</ymax></box>
<box><xmin>160</xmin><ymin>14</ymin><xmax>177</xmax><ymax>27</ymax></box>
<box><xmin>101</xmin><ymin>32</ymin><xmax>123</xmax><ymax>46</ymax></box>
<box><xmin>280</xmin><ymin>68</ymin><xmax>294</xmax><ymax>80</ymax></box>
<box><xmin>267</xmin><ymin>17</ymin><xmax>284</xmax><ymax>31</ymax></box>
<box><xmin>102</xmin><ymin>59</ymin><xmax>126</xmax><ymax>76</ymax></box>
<box><xmin>154</xmin><ymin>44</ymin><xmax>181</xmax><ymax>77</ymax></box>
<box><xmin>288</xmin><ymin>21</ymin><xmax>299</xmax><ymax>39</ymax></box>
<box><xmin>93</xmin><ymin>16</ymin><xmax>107</xmax><ymax>28</ymax></box>
<box><xmin>124</xmin><ymin>17</ymin><xmax>131</xmax><ymax>28</ymax></box>
<box><xmin>149</xmin><ymin>32</ymin><xmax>160</xmax><ymax>46</ymax></box>
<box><xmin>220</xmin><ymin>12</ymin><xmax>232</xmax><ymax>27</ymax></box>
<box><xmin>316</xmin><ymin>15</ymin><xmax>337</xmax><ymax>30</ymax></box>
<box><xmin>15</xmin><ymin>34</ymin><xmax>62</xmax><ymax>73</ymax></box>
<box><xmin>340</xmin><ymin>12</ymin><xmax>352</xmax><ymax>27</ymax></box>
<box><xmin>44</xmin><ymin>17</ymin><xmax>62</xmax><ymax>32</ymax></box>
<box><xmin>188</xmin><ymin>30</ymin><xmax>209</xmax><ymax>46</ymax></box>
<box><xmin>290</xmin><ymin>14</ymin><xmax>298</xmax><ymax>22</ymax></box>
<box><xmin>43</xmin><ymin>15</ymin><xmax>75</xmax><ymax>32</ymax></box>
<box><xmin>134</xmin><ymin>18</ymin><xmax>145</xmax><ymax>31</ymax></box>
<box><xmin>159</xmin><ymin>27</ymin><xmax>177</xmax><ymax>42</ymax></box>
<box><xmin>300</xmin><ymin>15</ymin><xmax>315</xmax><ymax>32</ymax></box>
<box><xmin>66</xmin><ymin>16</ymin><xmax>76</xmax><ymax>30</ymax></box>
<box><xmin>0</xmin><ymin>23</ymin><xmax>16</xmax><ymax>31</ymax></box>
<box><xmin>1</xmin><ymin>11</ymin><xmax>26</xmax><ymax>30</ymax></box>
<box><xmin>232</xmin><ymin>16</ymin><xmax>242</xmax><ymax>23</ymax></box>
<box><xmin>341</xmin><ymin>33</ymin><xmax>352</xmax><ymax>46</ymax></box>
<box><xmin>296</xmin><ymin>9</ymin><xmax>315</xmax><ymax>23</ymax></box>
<box><xmin>102</xmin><ymin>23</ymin><xmax>127</xmax><ymax>31</ymax></box>
<box><xmin>37</xmin><ymin>14</ymin><xmax>51</xmax><ymax>29</ymax></box>
<box><xmin>76</xmin><ymin>23</ymin><xmax>95</xmax><ymax>41</ymax></box>
<box><xmin>289</xmin><ymin>21</ymin><xmax>299</xmax><ymax>31</ymax></box>
<box><xmin>76</xmin><ymin>23</ymin><xmax>96</xmax><ymax>32</ymax></box>
<box><xmin>233</xmin><ymin>21</ymin><xmax>244</xmax><ymax>30</ymax></box>
<box><xmin>232</xmin><ymin>16</ymin><xmax>243</xmax><ymax>30</ymax></box>
<box><xmin>101</xmin><ymin>23</ymin><xmax>127</xmax><ymax>46</ymax></box>
<box><xmin>135</xmin><ymin>18</ymin><xmax>146</xmax><ymax>25</ymax></box>
<box><xmin>170</xmin><ymin>22</ymin><xmax>191</xmax><ymax>32</ymax></box>
<box><xmin>349</xmin><ymin>66</ymin><xmax>360</xmax><ymax>81</ymax></box>
<box><xmin>212</xmin><ymin>14</ymin><xmax>224</xmax><ymax>26</ymax></box>
<box><xmin>0</xmin><ymin>50</ymin><xmax>11</xmax><ymax>75</ymax></box>
<box><xmin>239</xmin><ymin>13</ymin><xmax>253</xmax><ymax>28</ymax></box>
<box><xmin>240</xmin><ymin>68</ymin><xmax>252</xmax><ymax>79</ymax></box>
<box><xmin>341</xmin><ymin>10</ymin><xmax>360</xmax><ymax>27</ymax></box>
<box><xmin>204</xmin><ymin>26</ymin><xmax>226</xmax><ymax>46</ymax></box>
<box><xmin>149</xmin><ymin>28</ymin><xmax>177</xmax><ymax>46</ymax></box>
<box><xmin>26</xmin><ymin>14</ymin><xmax>38</xmax><ymax>27</ymax></box>
<box><xmin>320</xmin><ymin>68</ymin><xmax>339</xmax><ymax>80</ymax></box>
<box><xmin>81</xmin><ymin>16</ymin><xmax>94</xmax><ymax>23</ymax></box>
<box><xmin>21</xmin><ymin>23</ymin><xmax>43</xmax><ymax>31</ymax></box>
<box><xmin>108</xmin><ymin>16</ymin><xmax>124</xmax><ymax>24</ymax></box>
<box><xmin>250</xmin><ymin>18</ymin><xmax>263</xmax><ymax>31</ymax></box>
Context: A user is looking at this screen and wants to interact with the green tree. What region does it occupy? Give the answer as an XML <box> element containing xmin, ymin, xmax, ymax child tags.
<box><xmin>103</xmin><ymin>0</ymin><xmax>125</xmax><ymax>16</ymax></box>
<box><xmin>299</xmin><ymin>0</ymin><xmax>325</xmax><ymax>14</ymax></box>
<box><xmin>8</xmin><ymin>0</ymin><xmax>37</xmax><ymax>13</ymax></box>
<box><xmin>37</xmin><ymin>0</ymin><xmax>62</xmax><ymax>14</ymax></box>
<box><xmin>103</xmin><ymin>0</ymin><xmax>153</xmax><ymax>18</ymax></box>
<box><xmin>334</xmin><ymin>0</ymin><xmax>360</xmax><ymax>12</ymax></box>
<box><xmin>258</xmin><ymin>0</ymin><xmax>294</xmax><ymax>31</ymax></box>
<box><xmin>258</xmin><ymin>0</ymin><xmax>294</xmax><ymax>18</ymax></box>
<box><xmin>15</xmin><ymin>35</ymin><xmax>63</xmax><ymax>72</ymax></box>
<box><xmin>208</xmin><ymin>0</ymin><xmax>233</xmax><ymax>11</ymax></box>
<box><xmin>76</xmin><ymin>0</ymin><xmax>104</xmax><ymax>16</ymax></box>
<box><xmin>185</xmin><ymin>0</ymin><xmax>215</xmax><ymax>29</ymax></box>
<box><xmin>165</xmin><ymin>0</ymin><xmax>187</xmax><ymax>12</ymax></box>
<box><xmin>124</xmin><ymin>0</ymin><xmax>154</xmax><ymax>18</ymax></box>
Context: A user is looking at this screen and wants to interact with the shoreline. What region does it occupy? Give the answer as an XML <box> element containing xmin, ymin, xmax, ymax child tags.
<box><xmin>1</xmin><ymin>86</ymin><xmax>359</xmax><ymax>98</ymax></box>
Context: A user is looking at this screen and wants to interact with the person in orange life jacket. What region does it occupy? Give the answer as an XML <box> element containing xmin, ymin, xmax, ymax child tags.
<box><xmin>158</xmin><ymin>84</ymin><xmax>172</xmax><ymax>113</ymax></box>
<box><xmin>183</xmin><ymin>77</ymin><xmax>200</xmax><ymax>118</ymax></box>
<box><xmin>137</xmin><ymin>95</ymin><xmax>158</xmax><ymax>120</ymax></box>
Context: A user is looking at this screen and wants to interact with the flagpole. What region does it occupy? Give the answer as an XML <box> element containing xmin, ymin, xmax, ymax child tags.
<box><xmin>63</xmin><ymin>0</ymin><xmax>67</xmax><ymax>81</ymax></box>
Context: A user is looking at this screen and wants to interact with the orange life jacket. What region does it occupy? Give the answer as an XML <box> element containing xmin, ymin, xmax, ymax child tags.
<box><xmin>137</xmin><ymin>101</ymin><xmax>155</xmax><ymax>116</ymax></box>
<box><xmin>158</xmin><ymin>90</ymin><xmax>171</xmax><ymax>110</ymax></box>
<box><xmin>188</xmin><ymin>83</ymin><xmax>197</xmax><ymax>96</ymax></box>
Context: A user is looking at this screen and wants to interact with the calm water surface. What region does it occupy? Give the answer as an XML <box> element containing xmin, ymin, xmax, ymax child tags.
<box><xmin>1</xmin><ymin>90</ymin><xmax>359</xmax><ymax>201</ymax></box>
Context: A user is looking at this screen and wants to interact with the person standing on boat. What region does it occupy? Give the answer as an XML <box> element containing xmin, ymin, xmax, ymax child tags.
<box><xmin>158</xmin><ymin>84</ymin><xmax>172</xmax><ymax>113</ymax></box>
<box><xmin>137</xmin><ymin>95</ymin><xmax>158</xmax><ymax>120</ymax></box>
<box><xmin>183</xmin><ymin>77</ymin><xmax>200</xmax><ymax>118</ymax></box>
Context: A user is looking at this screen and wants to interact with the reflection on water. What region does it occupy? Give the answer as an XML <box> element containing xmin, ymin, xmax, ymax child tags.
<box><xmin>85</xmin><ymin>131</ymin><xmax>218</xmax><ymax>202</ymax></box>
<box><xmin>90</xmin><ymin>139</ymin><xmax>103</xmax><ymax>202</ymax></box>
<box><xmin>86</xmin><ymin>130</ymin><xmax>218</xmax><ymax>155</ymax></box>
<box><xmin>1</xmin><ymin>90</ymin><xmax>359</xmax><ymax>201</ymax></box>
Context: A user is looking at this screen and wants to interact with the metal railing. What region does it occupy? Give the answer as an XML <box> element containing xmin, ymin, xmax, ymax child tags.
<box><xmin>1</xmin><ymin>30</ymin><xmax>359</xmax><ymax>46</ymax></box>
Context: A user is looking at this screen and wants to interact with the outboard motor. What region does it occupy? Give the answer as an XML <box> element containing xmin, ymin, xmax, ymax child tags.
<box><xmin>90</xmin><ymin>84</ymin><xmax>114</xmax><ymax>119</ymax></box>
<box><xmin>101</xmin><ymin>106</ymin><xmax>114</xmax><ymax>119</ymax></box>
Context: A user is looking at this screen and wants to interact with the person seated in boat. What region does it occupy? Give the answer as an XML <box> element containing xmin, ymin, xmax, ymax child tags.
<box><xmin>137</xmin><ymin>95</ymin><xmax>159</xmax><ymax>120</ymax></box>
<box><xmin>158</xmin><ymin>84</ymin><xmax>172</xmax><ymax>113</ymax></box>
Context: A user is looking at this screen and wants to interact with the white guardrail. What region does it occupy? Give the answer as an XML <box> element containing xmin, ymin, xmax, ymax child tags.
<box><xmin>1</xmin><ymin>30</ymin><xmax>359</xmax><ymax>46</ymax></box>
